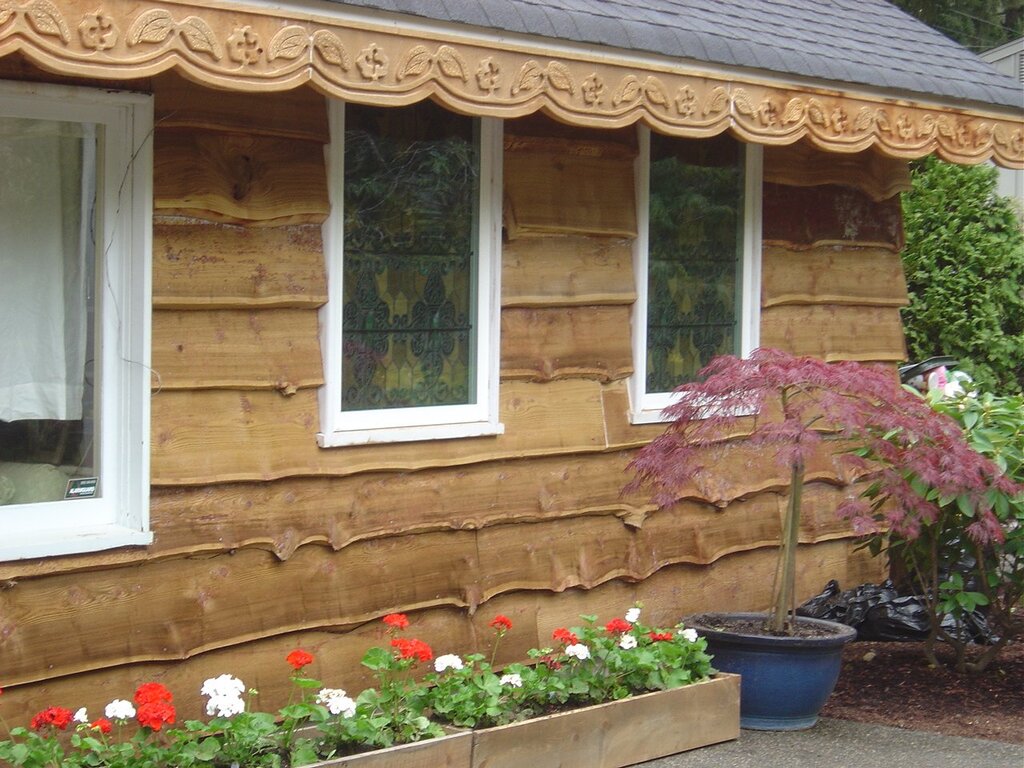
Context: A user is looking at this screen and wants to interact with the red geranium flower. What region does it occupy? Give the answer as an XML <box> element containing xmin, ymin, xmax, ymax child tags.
<box><xmin>648</xmin><ymin>631</ymin><xmax>674</xmax><ymax>642</ymax></box>
<box><xmin>605</xmin><ymin>618</ymin><xmax>631</xmax><ymax>634</ymax></box>
<box><xmin>382</xmin><ymin>613</ymin><xmax>409</xmax><ymax>630</ymax></box>
<box><xmin>538</xmin><ymin>653</ymin><xmax>563</xmax><ymax>670</ymax></box>
<box><xmin>91</xmin><ymin>718</ymin><xmax>113</xmax><ymax>734</ymax></box>
<box><xmin>390</xmin><ymin>637</ymin><xmax>433</xmax><ymax>663</ymax></box>
<box><xmin>552</xmin><ymin>627</ymin><xmax>578</xmax><ymax>645</ymax></box>
<box><xmin>30</xmin><ymin>706</ymin><xmax>74</xmax><ymax>731</ymax></box>
<box><xmin>137</xmin><ymin>701</ymin><xmax>175</xmax><ymax>731</ymax></box>
<box><xmin>489</xmin><ymin>614</ymin><xmax>513</xmax><ymax>632</ymax></box>
<box><xmin>134</xmin><ymin>682</ymin><xmax>173</xmax><ymax>705</ymax></box>
<box><xmin>286</xmin><ymin>649</ymin><xmax>314</xmax><ymax>670</ymax></box>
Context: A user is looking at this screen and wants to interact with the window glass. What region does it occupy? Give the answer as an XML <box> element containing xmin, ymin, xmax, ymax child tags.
<box><xmin>342</xmin><ymin>102</ymin><xmax>480</xmax><ymax>412</ymax></box>
<box><xmin>646</xmin><ymin>133</ymin><xmax>744</xmax><ymax>390</ymax></box>
<box><xmin>0</xmin><ymin>117</ymin><xmax>100</xmax><ymax>505</ymax></box>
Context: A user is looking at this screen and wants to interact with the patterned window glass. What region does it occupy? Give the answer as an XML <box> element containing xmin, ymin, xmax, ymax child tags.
<box><xmin>342</xmin><ymin>102</ymin><xmax>479</xmax><ymax>411</ymax></box>
<box><xmin>646</xmin><ymin>133</ymin><xmax>744</xmax><ymax>391</ymax></box>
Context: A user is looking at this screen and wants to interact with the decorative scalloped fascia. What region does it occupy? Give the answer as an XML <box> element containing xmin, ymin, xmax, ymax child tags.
<box><xmin>1</xmin><ymin>0</ymin><xmax>1021</xmax><ymax>167</ymax></box>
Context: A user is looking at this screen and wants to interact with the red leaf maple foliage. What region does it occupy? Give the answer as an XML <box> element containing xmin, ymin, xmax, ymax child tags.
<box><xmin>626</xmin><ymin>349</ymin><xmax>1018</xmax><ymax>545</ymax></box>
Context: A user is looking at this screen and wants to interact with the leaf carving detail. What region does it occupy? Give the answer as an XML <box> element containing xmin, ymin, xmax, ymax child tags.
<box><xmin>25</xmin><ymin>0</ymin><xmax>69</xmax><ymax>42</ymax></box>
<box><xmin>436</xmin><ymin>45</ymin><xmax>468</xmax><ymax>81</ymax></box>
<box><xmin>269</xmin><ymin>25</ymin><xmax>308</xmax><ymax>61</ymax></box>
<box><xmin>781</xmin><ymin>98</ymin><xmax>805</xmax><ymax>124</ymax></box>
<box><xmin>511</xmin><ymin>60</ymin><xmax>544</xmax><ymax>96</ymax></box>
<box><xmin>853</xmin><ymin>107</ymin><xmax>875</xmax><ymax>132</ymax></box>
<box><xmin>179</xmin><ymin>16</ymin><xmax>222</xmax><ymax>60</ymax></box>
<box><xmin>703</xmin><ymin>86</ymin><xmax>728</xmax><ymax>115</ymax></box>
<box><xmin>397</xmin><ymin>45</ymin><xmax>433</xmax><ymax>81</ymax></box>
<box><xmin>545</xmin><ymin>61</ymin><xmax>575</xmax><ymax>95</ymax></box>
<box><xmin>0</xmin><ymin>4</ymin><xmax>14</xmax><ymax>28</ymax></box>
<box><xmin>127</xmin><ymin>8</ymin><xmax>174</xmax><ymax>46</ymax></box>
<box><xmin>733</xmin><ymin>89</ymin><xmax>756</xmax><ymax>116</ymax></box>
<box><xmin>312</xmin><ymin>30</ymin><xmax>350</xmax><ymax>70</ymax></box>
<box><xmin>612</xmin><ymin>75</ymin><xmax>641</xmax><ymax>106</ymax></box>
<box><xmin>807</xmin><ymin>99</ymin><xmax>827</xmax><ymax>126</ymax></box>
<box><xmin>644</xmin><ymin>77</ymin><xmax>669</xmax><ymax>107</ymax></box>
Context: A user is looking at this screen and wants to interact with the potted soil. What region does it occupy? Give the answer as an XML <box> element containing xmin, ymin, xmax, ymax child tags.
<box><xmin>626</xmin><ymin>348</ymin><xmax>1012</xmax><ymax>729</ymax></box>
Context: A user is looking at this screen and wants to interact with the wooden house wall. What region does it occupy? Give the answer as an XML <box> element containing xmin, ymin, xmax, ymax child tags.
<box><xmin>0</xmin><ymin>71</ymin><xmax>904</xmax><ymax>721</ymax></box>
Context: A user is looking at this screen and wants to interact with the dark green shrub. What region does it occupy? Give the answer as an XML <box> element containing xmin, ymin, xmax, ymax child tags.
<box><xmin>899</xmin><ymin>157</ymin><xmax>1024</xmax><ymax>394</ymax></box>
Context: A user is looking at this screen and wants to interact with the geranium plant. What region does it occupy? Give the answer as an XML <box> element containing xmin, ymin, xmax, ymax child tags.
<box><xmin>626</xmin><ymin>348</ymin><xmax>1020</xmax><ymax>635</ymax></box>
<box><xmin>424</xmin><ymin>608</ymin><xmax>712</xmax><ymax>727</ymax></box>
<box><xmin>0</xmin><ymin>607</ymin><xmax>713</xmax><ymax>767</ymax></box>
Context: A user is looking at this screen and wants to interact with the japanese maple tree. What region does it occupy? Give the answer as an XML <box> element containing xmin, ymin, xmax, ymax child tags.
<box><xmin>626</xmin><ymin>348</ymin><xmax>1018</xmax><ymax>635</ymax></box>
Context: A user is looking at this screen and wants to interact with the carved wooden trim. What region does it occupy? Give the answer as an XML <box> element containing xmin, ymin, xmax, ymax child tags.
<box><xmin>1</xmin><ymin>0</ymin><xmax>1021</xmax><ymax>168</ymax></box>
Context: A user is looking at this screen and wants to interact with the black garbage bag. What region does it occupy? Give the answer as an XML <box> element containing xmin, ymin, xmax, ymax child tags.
<box><xmin>797</xmin><ymin>580</ymin><xmax>997</xmax><ymax>643</ymax></box>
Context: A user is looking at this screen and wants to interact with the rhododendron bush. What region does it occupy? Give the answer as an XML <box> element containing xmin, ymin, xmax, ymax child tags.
<box><xmin>626</xmin><ymin>349</ymin><xmax>1021</xmax><ymax>635</ymax></box>
<box><xmin>0</xmin><ymin>608</ymin><xmax>712</xmax><ymax>766</ymax></box>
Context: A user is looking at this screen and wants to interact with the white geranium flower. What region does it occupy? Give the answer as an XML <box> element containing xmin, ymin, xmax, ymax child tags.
<box><xmin>679</xmin><ymin>627</ymin><xmax>699</xmax><ymax>643</ymax></box>
<box><xmin>624</xmin><ymin>607</ymin><xmax>641</xmax><ymax>624</ymax></box>
<box><xmin>201</xmin><ymin>674</ymin><xmax>246</xmax><ymax>700</ymax></box>
<box><xmin>73</xmin><ymin>707</ymin><xmax>88</xmax><ymax>724</ymax></box>
<box><xmin>434</xmin><ymin>653</ymin><xmax>465</xmax><ymax>673</ymax></box>
<box><xmin>206</xmin><ymin>694</ymin><xmax>246</xmax><ymax>718</ymax></box>
<box><xmin>618</xmin><ymin>634</ymin><xmax>638</xmax><ymax>650</ymax></box>
<box><xmin>564</xmin><ymin>643</ymin><xmax>591</xmax><ymax>660</ymax></box>
<box><xmin>499</xmin><ymin>673</ymin><xmax>523</xmax><ymax>688</ymax></box>
<box><xmin>317</xmin><ymin>688</ymin><xmax>357</xmax><ymax>718</ymax></box>
<box><xmin>104</xmin><ymin>699</ymin><xmax>136</xmax><ymax>721</ymax></box>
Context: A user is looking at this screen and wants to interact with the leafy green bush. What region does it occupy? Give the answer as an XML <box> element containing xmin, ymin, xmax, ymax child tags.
<box><xmin>860</xmin><ymin>389</ymin><xmax>1024</xmax><ymax>672</ymax></box>
<box><xmin>899</xmin><ymin>157</ymin><xmax>1024</xmax><ymax>394</ymax></box>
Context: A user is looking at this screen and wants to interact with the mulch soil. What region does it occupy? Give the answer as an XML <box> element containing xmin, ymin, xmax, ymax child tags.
<box><xmin>820</xmin><ymin>639</ymin><xmax>1024</xmax><ymax>745</ymax></box>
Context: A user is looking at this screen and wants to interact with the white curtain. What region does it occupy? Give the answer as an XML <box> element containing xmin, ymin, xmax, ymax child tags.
<box><xmin>0</xmin><ymin>117</ymin><xmax>95</xmax><ymax>422</ymax></box>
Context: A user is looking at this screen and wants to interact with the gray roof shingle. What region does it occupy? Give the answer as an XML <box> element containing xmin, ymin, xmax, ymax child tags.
<box><xmin>323</xmin><ymin>0</ymin><xmax>1023</xmax><ymax>110</ymax></box>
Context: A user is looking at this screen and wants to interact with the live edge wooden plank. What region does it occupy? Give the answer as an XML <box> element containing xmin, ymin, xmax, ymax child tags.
<box><xmin>501</xmin><ymin>306</ymin><xmax>633</xmax><ymax>382</ymax></box>
<box><xmin>504</xmin><ymin>146</ymin><xmax>637</xmax><ymax>238</ymax></box>
<box><xmin>761</xmin><ymin>246</ymin><xmax>909</xmax><ymax>308</ymax></box>
<box><xmin>0</xmin><ymin>533</ymin><xmax>871</xmax><ymax>689</ymax></box>
<box><xmin>501</xmin><ymin>235</ymin><xmax>636</xmax><ymax>308</ymax></box>
<box><xmin>152</xmin><ymin>309</ymin><xmax>324</xmax><ymax>391</ymax></box>
<box><xmin>0</xmin><ymin>543</ymin><xmax>876</xmax><ymax>719</ymax></box>
<box><xmin>153</xmin><ymin>72</ymin><xmax>329</xmax><ymax>142</ymax></box>
<box><xmin>150</xmin><ymin>380</ymin><xmax>608</xmax><ymax>485</ymax></box>
<box><xmin>760</xmin><ymin>305</ymin><xmax>908</xmax><ymax>361</ymax></box>
<box><xmin>154</xmin><ymin>129</ymin><xmax>329</xmax><ymax>225</ymax></box>
<box><xmin>153</xmin><ymin>223</ymin><xmax>327</xmax><ymax>309</ymax></box>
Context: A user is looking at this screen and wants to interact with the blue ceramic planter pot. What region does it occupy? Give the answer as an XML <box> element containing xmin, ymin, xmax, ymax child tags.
<box><xmin>687</xmin><ymin>612</ymin><xmax>857</xmax><ymax>731</ymax></box>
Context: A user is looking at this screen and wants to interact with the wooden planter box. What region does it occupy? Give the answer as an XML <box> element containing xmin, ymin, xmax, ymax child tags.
<box><xmin>298</xmin><ymin>675</ymin><xmax>738</xmax><ymax>768</ymax></box>
<box><xmin>301</xmin><ymin>729</ymin><xmax>472</xmax><ymax>768</ymax></box>
<box><xmin>471</xmin><ymin>674</ymin><xmax>740</xmax><ymax>768</ymax></box>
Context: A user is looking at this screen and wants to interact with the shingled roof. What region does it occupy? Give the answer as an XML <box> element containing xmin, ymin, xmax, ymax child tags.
<box><xmin>329</xmin><ymin>0</ymin><xmax>1023</xmax><ymax>111</ymax></box>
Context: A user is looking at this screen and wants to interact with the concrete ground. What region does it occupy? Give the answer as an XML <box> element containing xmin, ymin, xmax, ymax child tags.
<box><xmin>636</xmin><ymin>718</ymin><xmax>1024</xmax><ymax>768</ymax></box>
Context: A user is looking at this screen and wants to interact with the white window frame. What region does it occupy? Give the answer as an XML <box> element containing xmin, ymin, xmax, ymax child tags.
<box><xmin>0</xmin><ymin>80</ymin><xmax>153</xmax><ymax>560</ymax></box>
<box><xmin>629</xmin><ymin>127</ymin><xmax>763</xmax><ymax>424</ymax></box>
<box><xmin>318</xmin><ymin>101</ymin><xmax>503</xmax><ymax>447</ymax></box>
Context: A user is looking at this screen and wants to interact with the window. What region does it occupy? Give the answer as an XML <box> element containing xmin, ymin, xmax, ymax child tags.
<box><xmin>630</xmin><ymin>128</ymin><xmax>762</xmax><ymax>423</ymax></box>
<box><xmin>319</xmin><ymin>100</ymin><xmax>502</xmax><ymax>446</ymax></box>
<box><xmin>0</xmin><ymin>81</ymin><xmax>152</xmax><ymax>559</ymax></box>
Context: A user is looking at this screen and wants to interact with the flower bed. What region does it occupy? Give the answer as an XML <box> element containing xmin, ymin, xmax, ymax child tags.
<box><xmin>0</xmin><ymin>607</ymin><xmax>737</xmax><ymax>767</ymax></box>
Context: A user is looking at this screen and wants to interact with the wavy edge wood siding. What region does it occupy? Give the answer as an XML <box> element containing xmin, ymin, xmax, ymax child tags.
<box><xmin>0</xmin><ymin>542</ymin><xmax>880</xmax><ymax>717</ymax></box>
<box><xmin>0</xmin><ymin>77</ymin><xmax>905</xmax><ymax>720</ymax></box>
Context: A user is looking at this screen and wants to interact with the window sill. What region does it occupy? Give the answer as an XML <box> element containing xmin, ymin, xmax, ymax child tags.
<box><xmin>0</xmin><ymin>524</ymin><xmax>153</xmax><ymax>562</ymax></box>
<box><xmin>318</xmin><ymin>420</ymin><xmax>505</xmax><ymax>447</ymax></box>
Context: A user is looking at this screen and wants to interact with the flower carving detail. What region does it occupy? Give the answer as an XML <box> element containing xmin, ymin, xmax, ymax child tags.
<box><xmin>227</xmin><ymin>26</ymin><xmax>261</xmax><ymax>65</ymax></box>
<box><xmin>675</xmin><ymin>85</ymin><xmax>697</xmax><ymax>117</ymax></box>
<box><xmin>356</xmin><ymin>43</ymin><xmax>388</xmax><ymax>81</ymax></box>
<box><xmin>79</xmin><ymin>12</ymin><xmax>118</xmax><ymax>50</ymax></box>
<box><xmin>476</xmin><ymin>57</ymin><xmax>500</xmax><ymax>93</ymax></box>
<box><xmin>582</xmin><ymin>74</ymin><xmax>604</xmax><ymax>106</ymax></box>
